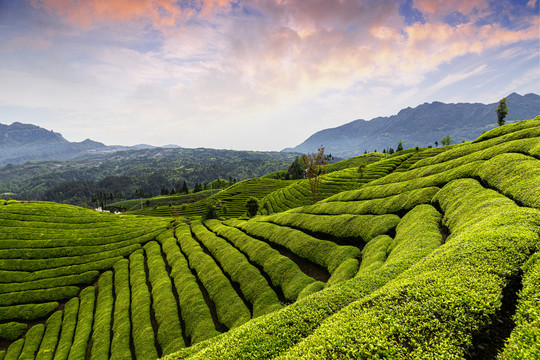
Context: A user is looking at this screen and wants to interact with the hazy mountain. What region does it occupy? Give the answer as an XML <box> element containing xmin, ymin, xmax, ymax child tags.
<box><xmin>0</xmin><ymin>123</ymin><xmax>182</xmax><ymax>165</ymax></box>
<box><xmin>283</xmin><ymin>93</ymin><xmax>540</xmax><ymax>158</ymax></box>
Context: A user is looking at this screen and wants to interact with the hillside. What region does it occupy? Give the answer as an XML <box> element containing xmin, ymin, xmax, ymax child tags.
<box><xmin>0</xmin><ymin>117</ymin><xmax>539</xmax><ymax>359</ymax></box>
<box><xmin>283</xmin><ymin>92</ymin><xmax>540</xmax><ymax>158</ymax></box>
<box><xmin>0</xmin><ymin>122</ymin><xmax>109</xmax><ymax>165</ymax></box>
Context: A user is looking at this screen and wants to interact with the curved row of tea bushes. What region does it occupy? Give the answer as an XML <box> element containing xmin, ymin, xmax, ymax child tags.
<box><xmin>53</xmin><ymin>297</ymin><xmax>79</xmax><ymax>360</ymax></box>
<box><xmin>162</xmin><ymin>204</ymin><xmax>444</xmax><ymax>360</ymax></box>
<box><xmin>18</xmin><ymin>323</ymin><xmax>45</xmax><ymax>359</ymax></box>
<box><xmin>0</xmin><ymin>322</ymin><xmax>27</xmax><ymax>342</ymax></box>
<box><xmin>144</xmin><ymin>241</ymin><xmax>186</xmax><ymax>355</ymax></box>
<box><xmin>259</xmin><ymin>154</ymin><xmax>413</xmax><ymax>215</ymax></box>
<box><xmin>175</xmin><ymin>224</ymin><xmax>251</xmax><ymax>330</ymax></box>
<box><xmin>3</xmin><ymin>339</ymin><xmax>23</xmax><ymax>360</ymax></box>
<box><xmin>0</xmin><ymin>231</ymin><xmax>162</xmax><ymax>259</ymax></box>
<box><xmin>0</xmin><ymin>271</ymin><xmax>98</xmax><ymax>294</ymax></box>
<box><xmin>277</xmin><ymin>179</ymin><xmax>540</xmax><ymax>359</ymax></box>
<box><xmin>191</xmin><ymin>220</ymin><xmax>282</xmax><ymax>317</ymax></box>
<box><xmin>129</xmin><ymin>250</ymin><xmax>159</xmax><ymax>360</ymax></box>
<box><xmin>0</xmin><ymin>244</ymin><xmax>141</xmax><ymax>272</ymax></box>
<box><xmin>296</xmin><ymin>186</ymin><xmax>440</xmax><ymax>216</ymax></box>
<box><xmin>231</xmin><ymin>220</ymin><xmax>361</xmax><ymax>274</ymax></box>
<box><xmin>409</xmin><ymin>122</ymin><xmax>540</xmax><ymax>170</ymax></box>
<box><xmin>0</xmin><ymin>257</ymin><xmax>123</xmax><ymax>284</ymax></box>
<box><xmin>35</xmin><ymin>310</ymin><xmax>62</xmax><ymax>360</ymax></box>
<box><xmin>499</xmin><ymin>252</ymin><xmax>540</xmax><ymax>358</ymax></box>
<box><xmin>0</xmin><ymin>286</ymin><xmax>80</xmax><ymax>307</ymax></box>
<box><xmin>206</xmin><ymin>219</ymin><xmax>315</xmax><ymax>301</ymax></box>
<box><xmin>473</xmin><ymin>116</ymin><xmax>540</xmax><ymax>143</ymax></box>
<box><xmin>67</xmin><ymin>286</ymin><xmax>95</xmax><ymax>360</ymax></box>
<box><xmin>110</xmin><ymin>259</ymin><xmax>132</xmax><ymax>360</ymax></box>
<box><xmin>257</xmin><ymin>212</ymin><xmax>400</xmax><ymax>243</ymax></box>
<box><xmin>90</xmin><ymin>271</ymin><xmax>113</xmax><ymax>360</ymax></box>
<box><xmin>357</xmin><ymin>235</ymin><xmax>393</xmax><ymax>274</ymax></box>
<box><xmin>0</xmin><ymin>302</ymin><xmax>58</xmax><ymax>323</ymax></box>
<box><xmin>157</xmin><ymin>231</ymin><xmax>219</xmax><ymax>345</ymax></box>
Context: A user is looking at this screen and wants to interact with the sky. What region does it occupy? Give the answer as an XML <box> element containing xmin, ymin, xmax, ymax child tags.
<box><xmin>0</xmin><ymin>0</ymin><xmax>539</xmax><ymax>151</ymax></box>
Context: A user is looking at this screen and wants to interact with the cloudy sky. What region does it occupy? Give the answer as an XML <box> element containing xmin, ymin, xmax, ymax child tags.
<box><xmin>1</xmin><ymin>0</ymin><xmax>538</xmax><ymax>150</ymax></box>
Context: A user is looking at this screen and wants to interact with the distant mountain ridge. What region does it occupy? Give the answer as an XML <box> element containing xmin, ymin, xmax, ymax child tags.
<box><xmin>283</xmin><ymin>93</ymin><xmax>540</xmax><ymax>158</ymax></box>
<box><xmin>0</xmin><ymin>122</ymin><xmax>172</xmax><ymax>166</ymax></box>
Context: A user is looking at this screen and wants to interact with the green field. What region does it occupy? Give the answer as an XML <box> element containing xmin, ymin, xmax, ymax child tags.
<box><xmin>0</xmin><ymin>117</ymin><xmax>539</xmax><ymax>359</ymax></box>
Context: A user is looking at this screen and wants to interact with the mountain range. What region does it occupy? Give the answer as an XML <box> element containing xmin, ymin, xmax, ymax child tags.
<box><xmin>282</xmin><ymin>92</ymin><xmax>540</xmax><ymax>158</ymax></box>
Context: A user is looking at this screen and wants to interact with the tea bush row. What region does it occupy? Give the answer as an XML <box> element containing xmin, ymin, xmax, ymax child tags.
<box><xmin>35</xmin><ymin>310</ymin><xmax>62</xmax><ymax>360</ymax></box>
<box><xmin>144</xmin><ymin>241</ymin><xmax>186</xmax><ymax>355</ymax></box>
<box><xmin>257</xmin><ymin>212</ymin><xmax>400</xmax><ymax>243</ymax></box>
<box><xmin>110</xmin><ymin>259</ymin><xmax>131</xmax><ymax>360</ymax></box>
<box><xmin>191</xmin><ymin>220</ymin><xmax>282</xmax><ymax>317</ymax></box>
<box><xmin>157</xmin><ymin>231</ymin><xmax>219</xmax><ymax>345</ymax></box>
<box><xmin>0</xmin><ymin>270</ymin><xmax>98</xmax><ymax>294</ymax></box>
<box><xmin>175</xmin><ymin>223</ymin><xmax>251</xmax><ymax>329</ymax></box>
<box><xmin>0</xmin><ymin>301</ymin><xmax>59</xmax><ymax>323</ymax></box>
<box><xmin>129</xmin><ymin>250</ymin><xmax>159</xmax><ymax>360</ymax></box>
<box><xmin>162</xmin><ymin>204</ymin><xmax>444</xmax><ymax>360</ymax></box>
<box><xmin>231</xmin><ymin>220</ymin><xmax>361</xmax><ymax>274</ymax></box>
<box><xmin>206</xmin><ymin>219</ymin><xmax>315</xmax><ymax>301</ymax></box>
<box><xmin>90</xmin><ymin>271</ymin><xmax>113</xmax><ymax>360</ymax></box>
<box><xmin>51</xmin><ymin>296</ymin><xmax>79</xmax><ymax>360</ymax></box>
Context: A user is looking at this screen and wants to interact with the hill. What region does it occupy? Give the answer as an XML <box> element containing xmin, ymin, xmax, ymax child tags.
<box><xmin>283</xmin><ymin>92</ymin><xmax>540</xmax><ymax>158</ymax></box>
<box><xmin>0</xmin><ymin>122</ymin><xmax>109</xmax><ymax>165</ymax></box>
<box><xmin>0</xmin><ymin>117</ymin><xmax>539</xmax><ymax>359</ymax></box>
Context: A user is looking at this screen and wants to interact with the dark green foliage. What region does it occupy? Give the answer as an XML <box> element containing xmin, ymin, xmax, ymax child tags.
<box><xmin>0</xmin><ymin>271</ymin><xmax>98</xmax><ymax>294</ymax></box>
<box><xmin>496</xmin><ymin>97</ymin><xmax>509</xmax><ymax>126</ymax></box>
<box><xmin>144</xmin><ymin>241</ymin><xmax>185</xmax><ymax>355</ymax></box>
<box><xmin>0</xmin><ymin>322</ymin><xmax>27</xmax><ymax>342</ymax></box>
<box><xmin>36</xmin><ymin>311</ymin><xmax>63</xmax><ymax>360</ymax></box>
<box><xmin>396</xmin><ymin>140</ymin><xmax>403</xmax><ymax>152</ymax></box>
<box><xmin>110</xmin><ymin>260</ymin><xmax>132</xmax><ymax>360</ymax></box>
<box><xmin>90</xmin><ymin>271</ymin><xmax>113</xmax><ymax>360</ymax></box>
<box><xmin>0</xmin><ymin>286</ymin><xmax>80</xmax><ymax>307</ymax></box>
<box><xmin>245</xmin><ymin>197</ymin><xmax>259</xmax><ymax>218</ymax></box>
<box><xmin>287</xmin><ymin>156</ymin><xmax>305</xmax><ymax>180</ymax></box>
<box><xmin>129</xmin><ymin>250</ymin><xmax>159</xmax><ymax>360</ymax></box>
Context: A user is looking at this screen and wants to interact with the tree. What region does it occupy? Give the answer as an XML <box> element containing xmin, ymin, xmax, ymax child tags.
<box><xmin>495</xmin><ymin>97</ymin><xmax>508</xmax><ymax>126</ymax></box>
<box><xmin>287</xmin><ymin>156</ymin><xmax>305</xmax><ymax>180</ymax></box>
<box><xmin>397</xmin><ymin>140</ymin><xmax>404</xmax><ymax>152</ymax></box>
<box><xmin>441</xmin><ymin>135</ymin><xmax>453</xmax><ymax>146</ymax></box>
<box><xmin>434</xmin><ymin>141</ymin><xmax>438</xmax><ymax>147</ymax></box>
<box><xmin>301</xmin><ymin>145</ymin><xmax>331</xmax><ymax>204</ymax></box>
<box><xmin>245</xmin><ymin>197</ymin><xmax>259</xmax><ymax>218</ymax></box>
<box><xmin>182</xmin><ymin>180</ymin><xmax>189</xmax><ymax>194</ymax></box>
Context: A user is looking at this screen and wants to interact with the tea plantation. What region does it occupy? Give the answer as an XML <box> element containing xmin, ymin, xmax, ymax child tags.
<box><xmin>0</xmin><ymin>117</ymin><xmax>539</xmax><ymax>359</ymax></box>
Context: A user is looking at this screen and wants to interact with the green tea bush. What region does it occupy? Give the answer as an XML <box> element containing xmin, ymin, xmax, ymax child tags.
<box><xmin>18</xmin><ymin>323</ymin><xmax>45</xmax><ymax>359</ymax></box>
<box><xmin>35</xmin><ymin>311</ymin><xmax>63</xmax><ymax>360</ymax></box>
<box><xmin>207</xmin><ymin>219</ymin><xmax>315</xmax><ymax>301</ymax></box>
<box><xmin>325</xmin><ymin>259</ymin><xmax>359</xmax><ymax>286</ymax></box>
<box><xmin>0</xmin><ymin>271</ymin><xmax>98</xmax><ymax>294</ymax></box>
<box><xmin>233</xmin><ymin>220</ymin><xmax>360</xmax><ymax>273</ymax></box>
<box><xmin>175</xmin><ymin>223</ymin><xmax>250</xmax><ymax>329</ymax></box>
<box><xmin>129</xmin><ymin>250</ymin><xmax>159</xmax><ymax>360</ymax></box>
<box><xmin>0</xmin><ymin>302</ymin><xmax>58</xmax><ymax>322</ymax></box>
<box><xmin>258</xmin><ymin>212</ymin><xmax>399</xmax><ymax>243</ymax></box>
<box><xmin>0</xmin><ymin>322</ymin><xmax>27</xmax><ymax>342</ymax></box>
<box><xmin>90</xmin><ymin>271</ymin><xmax>113</xmax><ymax>360</ymax></box>
<box><xmin>110</xmin><ymin>259</ymin><xmax>132</xmax><ymax>360</ymax></box>
<box><xmin>53</xmin><ymin>297</ymin><xmax>79</xmax><ymax>360</ymax></box>
<box><xmin>0</xmin><ymin>286</ymin><xmax>79</xmax><ymax>307</ymax></box>
<box><xmin>192</xmin><ymin>220</ymin><xmax>282</xmax><ymax>317</ymax></box>
<box><xmin>357</xmin><ymin>235</ymin><xmax>393</xmax><ymax>274</ymax></box>
<box><xmin>67</xmin><ymin>286</ymin><xmax>95</xmax><ymax>360</ymax></box>
<box><xmin>499</xmin><ymin>252</ymin><xmax>540</xmax><ymax>358</ymax></box>
<box><xmin>3</xmin><ymin>339</ymin><xmax>23</xmax><ymax>360</ymax></box>
<box><xmin>473</xmin><ymin>116</ymin><xmax>540</xmax><ymax>143</ymax></box>
<box><xmin>144</xmin><ymin>241</ymin><xmax>186</xmax><ymax>355</ymax></box>
<box><xmin>157</xmin><ymin>231</ymin><xmax>219</xmax><ymax>344</ymax></box>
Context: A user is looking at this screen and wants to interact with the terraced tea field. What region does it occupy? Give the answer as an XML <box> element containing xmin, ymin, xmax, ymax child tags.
<box><xmin>0</xmin><ymin>117</ymin><xmax>539</xmax><ymax>359</ymax></box>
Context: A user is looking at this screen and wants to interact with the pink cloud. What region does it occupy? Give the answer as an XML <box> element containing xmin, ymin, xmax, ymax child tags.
<box><xmin>412</xmin><ymin>0</ymin><xmax>490</xmax><ymax>18</ymax></box>
<box><xmin>29</xmin><ymin>0</ymin><xmax>232</xmax><ymax>28</ymax></box>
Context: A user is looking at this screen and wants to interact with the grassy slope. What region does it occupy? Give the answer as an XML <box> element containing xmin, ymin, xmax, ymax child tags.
<box><xmin>0</xmin><ymin>117</ymin><xmax>538</xmax><ymax>359</ymax></box>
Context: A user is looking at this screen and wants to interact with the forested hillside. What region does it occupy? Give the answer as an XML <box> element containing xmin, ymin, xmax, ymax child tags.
<box><xmin>0</xmin><ymin>148</ymin><xmax>298</xmax><ymax>206</ymax></box>
<box><xmin>0</xmin><ymin>117</ymin><xmax>538</xmax><ymax>359</ymax></box>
